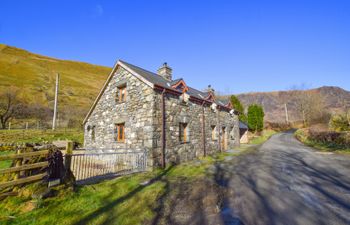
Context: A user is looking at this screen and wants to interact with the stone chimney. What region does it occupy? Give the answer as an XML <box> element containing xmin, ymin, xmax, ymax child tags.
<box><xmin>157</xmin><ymin>62</ymin><xmax>172</xmax><ymax>81</ymax></box>
<box><xmin>207</xmin><ymin>85</ymin><xmax>215</xmax><ymax>94</ymax></box>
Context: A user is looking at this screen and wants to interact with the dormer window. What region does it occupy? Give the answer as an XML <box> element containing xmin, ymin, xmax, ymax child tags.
<box><xmin>176</xmin><ymin>84</ymin><xmax>185</xmax><ymax>92</ymax></box>
<box><xmin>172</xmin><ymin>79</ymin><xmax>189</xmax><ymax>93</ymax></box>
<box><xmin>206</xmin><ymin>92</ymin><xmax>215</xmax><ymax>102</ymax></box>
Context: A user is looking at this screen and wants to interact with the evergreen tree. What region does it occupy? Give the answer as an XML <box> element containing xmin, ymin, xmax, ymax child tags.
<box><xmin>256</xmin><ymin>105</ymin><xmax>265</xmax><ymax>131</ymax></box>
<box><xmin>230</xmin><ymin>95</ymin><xmax>247</xmax><ymax>122</ymax></box>
<box><xmin>247</xmin><ymin>104</ymin><xmax>265</xmax><ymax>132</ymax></box>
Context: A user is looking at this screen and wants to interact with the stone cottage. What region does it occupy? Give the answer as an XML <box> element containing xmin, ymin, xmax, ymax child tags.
<box><xmin>83</xmin><ymin>60</ymin><xmax>240</xmax><ymax>167</ymax></box>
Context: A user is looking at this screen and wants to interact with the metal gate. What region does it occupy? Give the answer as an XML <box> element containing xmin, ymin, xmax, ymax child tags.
<box><xmin>68</xmin><ymin>150</ymin><xmax>147</xmax><ymax>183</ymax></box>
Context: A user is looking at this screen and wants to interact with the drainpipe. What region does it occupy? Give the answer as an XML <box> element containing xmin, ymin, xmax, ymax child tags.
<box><xmin>217</xmin><ymin>107</ymin><xmax>221</xmax><ymax>152</ymax></box>
<box><xmin>201</xmin><ymin>101</ymin><xmax>206</xmax><ymax>157</ymax></box>
<box><xmin>160</xmin><ymin>89</ymin><xmax>166</xmax><ymax>168</ymax></box>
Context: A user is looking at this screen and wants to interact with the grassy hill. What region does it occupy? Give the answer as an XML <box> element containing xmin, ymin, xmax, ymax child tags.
<box><xmin>0</xmin><ymin>44</ymin><xmax>111</xmax><ymax>126</ymax></box>
<box><xmin>2</xmin><ymin>44</ymin><xmax>349</xmax><ymax>126</ymax></box>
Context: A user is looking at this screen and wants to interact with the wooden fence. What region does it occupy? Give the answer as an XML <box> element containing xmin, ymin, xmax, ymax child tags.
<box><xmin>0</xmin><ymin>149</ymin><xmax>48</xmax><ymax>189</ymax></box>
<box><xmin>0</xmin><ymin>145</ymin><xmax>148</xmax><ymax>189</ymax></box>
<box><xmin>67</xmin><ymin>150</ymin><xmax>147</xmax><ymax>183</ymax></box>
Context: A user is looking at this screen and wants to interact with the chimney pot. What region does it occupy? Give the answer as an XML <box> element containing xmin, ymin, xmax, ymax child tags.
<box><xmin>158</xmin><ymin>62</ymin><xmax>172</xmax><ymax>81</ymax></box>
<box><xmin>207</xmin><ymin>85</ymin><xmax>215</xmax><ymax>93</ymax></box>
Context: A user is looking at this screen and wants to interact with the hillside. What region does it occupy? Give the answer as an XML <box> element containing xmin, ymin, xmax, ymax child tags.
<box><xmin>0</xmin><ymin>44</ymin><xmax>111</xmax><ymax>125</ymax></box>
<box><xmin>235</xmin><ymin>86</ymin><xmax>350</xmax><ymax>123</ymax></box>
<box><xmin>1</xmin><ymin>44</ymin><xmax>349</xmax><ymax>126</ymax></box>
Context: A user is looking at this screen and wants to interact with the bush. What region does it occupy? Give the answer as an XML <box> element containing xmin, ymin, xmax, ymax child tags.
<box><xmin>265</xmin><ymin>122</ymin><xmax>292</xmax><ymax>132</ymax></box>
<box><xmin>295</xmin><ymin>128</ymin><xmax>350</xmax><ymax>151</ymax></box>
<box><xmin>329</xmin><ymin>113</ymin><xmax>350</xmax><ymax>132</ymax></box>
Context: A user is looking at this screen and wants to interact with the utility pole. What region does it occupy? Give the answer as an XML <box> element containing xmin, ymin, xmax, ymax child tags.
<box><xmin>284</xmin><ymin>103</ymin><xmax>289</xmax><ymax>124</ymax></box>
<box><xmin>52</xmin><ymin>73</ymin><xmax>60</xmax><ymax>130</ymax></box>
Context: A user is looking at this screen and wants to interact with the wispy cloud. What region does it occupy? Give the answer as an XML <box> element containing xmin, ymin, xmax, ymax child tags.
<box><xmin>93</xmin><ymin>4</ymin><xmax>104</xmax><ymax>17</ymax></box>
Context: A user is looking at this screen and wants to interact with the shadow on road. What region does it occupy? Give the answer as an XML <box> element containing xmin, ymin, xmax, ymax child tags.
<box><xmin>223</xmin><ymin>132</ymin><xmax>350</xmax><ymax>225</ymax></box>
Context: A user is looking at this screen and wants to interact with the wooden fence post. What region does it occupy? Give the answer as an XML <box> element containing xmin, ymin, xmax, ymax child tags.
<box><xmin>23</xmin><ymin>146</ymin><xmax>33</xmax><ymax>177</ymax></box>
<box><xmin>65</xmin><ymin>141</ymin><xmax>73</xmax><ymax>172</ymax></box>
<box><xmin>14</xmin><ymin>149</ymin><xmax>23</xmax><ymax>180</ymax></box>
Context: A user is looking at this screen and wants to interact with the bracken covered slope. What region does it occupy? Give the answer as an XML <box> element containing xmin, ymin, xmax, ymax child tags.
<box><xmin>2</xmin><ymin>44</ymin><xmax>349</xmax><ymax>124</ymax></box>
<box><xmin>0</xmin><ymin>44</ymin><xmax>111</xmax><ymax>120</ymax></box>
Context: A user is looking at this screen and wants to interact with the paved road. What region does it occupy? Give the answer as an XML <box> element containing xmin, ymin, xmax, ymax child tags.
<box><xmin>219</xmin><ymin>131</ymin><xmax>350</xmax><ymax>225</ymax></box>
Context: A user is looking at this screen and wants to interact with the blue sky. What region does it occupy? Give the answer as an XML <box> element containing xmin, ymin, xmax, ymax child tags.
<box><xmin>1</xmin><ymin>0</ymin><xmax>349</xmax><ymax>94</ymax></box>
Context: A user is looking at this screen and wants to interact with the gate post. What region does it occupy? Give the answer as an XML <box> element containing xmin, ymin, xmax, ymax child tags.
<box><xmin>65</xmin><ymin>141</ymin><xmax>73</xmax><ymax>171</ymax></box>
<box><xmin>14</xmin><ymin>149</ymin><xmax>23</xmax><ymax>180</ymax></box>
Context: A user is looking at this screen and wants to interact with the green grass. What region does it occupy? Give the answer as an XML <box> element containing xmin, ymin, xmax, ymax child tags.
<box><xmin>295</xmin><ymin>129</ymin><xmax>350</xmax><ymax>153</ymax></box>
<box><xmin>0</xmin><ymin>151</ymin><xmax>243</xmax><ymax>225</ymax></box>
<box><xmin>0</xmin><ymin>43</ymin><xmax>111</xmax><ymax>123</ymax></box>
<box><xmin>0</xmin><ymin>129</ymin><xmax>84</xmax><ymax>145</ymax></box>
<box><xmin>249</xmin><ymin>130</ymin><xmax>277</xmax><ymax>145</ymax></box>
<box><xmin>0</xmin><ymin>151</ymin><xmax>14</xmax><ymax>169</ymax></box>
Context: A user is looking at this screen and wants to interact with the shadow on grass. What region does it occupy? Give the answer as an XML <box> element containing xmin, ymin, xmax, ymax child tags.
<box><xmin>73</xmin><ymin>166</ymin><xmax>174</xmax><ymax>225</ymax></box>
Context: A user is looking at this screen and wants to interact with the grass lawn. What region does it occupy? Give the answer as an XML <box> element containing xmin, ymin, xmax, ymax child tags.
<box><xmin>0</xmin><ymin>129</ymin><xmax>84</xmax><ymax>145</ymax></box>
<box><xmin>0</xmin><ymin>149</ymin><xmax>245</xmax><ymax>225</ymax></box>
<box><xmin>249</xmin><ymin>130</ymin><xmax>277</xmax><ymax>145</ymax></box>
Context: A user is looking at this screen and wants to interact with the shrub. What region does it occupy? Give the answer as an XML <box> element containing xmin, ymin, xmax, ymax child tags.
<box><xmin>296</xmin><ymin>128</ymin><xmax>350</xmax><ymax>151</ymax></box>
<box><xmin>329</xmin><ymin>113</ymin><xmax>350</xmax><ymax>132</ymax></box>
<box><xmin>265</xmin><ymin>122</ymin><xmax>292</xmax><ymax>132</ymax></box>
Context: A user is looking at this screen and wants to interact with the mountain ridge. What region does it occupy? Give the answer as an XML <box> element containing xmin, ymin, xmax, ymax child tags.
<box><xmin>1</xmin><ymin>43</ymin><xmax>349</xmax><ymax>124</ymax></box>
<box><xmin>234</xmin><ymin>86</ymin><xmax>350</xmax><ymax>123</ymax></box>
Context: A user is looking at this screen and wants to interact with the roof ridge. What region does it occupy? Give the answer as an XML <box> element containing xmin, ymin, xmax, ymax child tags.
<box><xmin>119</xmin><ymin>60</ymin><xmax>170</xmax><ymax>82</ymax></box>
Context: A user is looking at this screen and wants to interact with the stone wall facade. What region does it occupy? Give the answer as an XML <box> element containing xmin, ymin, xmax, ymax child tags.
<box><xmin>84</xmin><ymin>66</ymin><xmax>240</xmax><ymax>167</ymax></box>
<box><xmin>152</xmin><ymin>92</ymin><xmax>240</xmax><ymax>165</ymax></box>
<box><xmin>84</xmin><ymin>67</ymin><xmax>155</xmax><ymax>152</ymax></box>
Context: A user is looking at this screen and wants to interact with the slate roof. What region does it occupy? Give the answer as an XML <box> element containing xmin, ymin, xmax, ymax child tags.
<box><xmin>83</xmin><ymin>60</ymin><xmax>233</xmax><ymax>124</ymax></box>
<box><xmin>120</xmin><ymin>60</ymin><xmax>230</xmax><ymax>107</ymax></box>
<box><xmin>120</xmin><ymin>60</ymin><xmax>173</xmax><ymax>89</ymax></box>
<box><xmin>170</xmin><ymin>78</ymin><xmax>183</xmax><ymax>85</ymax></box>
<box><xmin>239</xmin><ymin>121</ymin><xmax>248</xmax><ymax>129</ymax></box>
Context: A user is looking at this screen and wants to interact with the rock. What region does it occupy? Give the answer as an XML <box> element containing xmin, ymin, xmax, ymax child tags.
<box><xmin>140</xmin><ymin>180</ymin><xmax>151</xmax><ymax>186</ymax></box>
<box><xmin>32</xmin><ymin>188</ymin><xmax>54</xmax><ymax>200</ymax></box>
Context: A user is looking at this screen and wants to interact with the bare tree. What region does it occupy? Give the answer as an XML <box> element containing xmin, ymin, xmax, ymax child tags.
<box><xmin>290</xmin><ymin>86</ymin><xmax>326</xmax><ymax>127</ymax></box>
<box><xmin>0</xmin><ymin>87</ymin><xmax>21</xmax><ymax>129</ymax></box>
